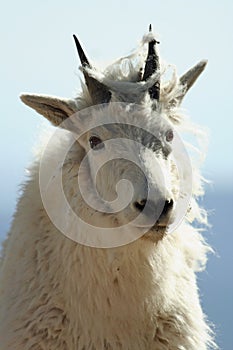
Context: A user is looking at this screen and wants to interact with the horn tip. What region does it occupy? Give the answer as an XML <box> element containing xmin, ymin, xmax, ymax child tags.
<box><xmin>149</xmin><ymin>24</ymin><xmax>152</xmax><ymax>32</ymax></box>
<box><xmin>200</xmin><ymin>59</ymin><xmax>208</xmax><ymax>67</ymax></box>
<box><xmin>197</xmin><ymin>59</ymin><xmax>208</xmax><ymax>72</ymax></box>
<box><xmin>73</xmin><ymin>34</ymin><xmax>79</xmax><ymax>47</ymax></box>
<box><xmin>73</xmin><ymin>34</ymin><xmax>78</xmax><ymax>43</ymax></box>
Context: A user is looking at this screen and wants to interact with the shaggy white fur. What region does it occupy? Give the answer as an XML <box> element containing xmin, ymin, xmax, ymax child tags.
<box><xmin>0</xmin><ymin>31</ymin><xmax>217</xmax><ymax>349</ymax></box>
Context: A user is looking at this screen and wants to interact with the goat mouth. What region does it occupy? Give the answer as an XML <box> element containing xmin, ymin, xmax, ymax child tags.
<box><xmin>151</xmin><ymin>222</ymin><xmax>169</xmax><ymax>231</ymax></box>
<box><xmin>139</xmin><ymin>224</ymin><xmax>167</xmax><ymax>242</ymax></box>
<box><xmin>155</xmin><ymin>215</ymin><xmax>172</xmax><ymax>228</ymax></box>
<box><xmin>134</xmin><ymin>221</ymin><xmax>169</xmax><ymax>233</ymax></box>
<box><xmin>146</xmin><ymin>213</ymin><xmax>174</xmax><ymax>233</ymax></box>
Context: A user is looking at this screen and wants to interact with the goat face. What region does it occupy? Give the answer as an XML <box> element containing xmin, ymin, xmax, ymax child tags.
<box><xmin>74</xmin><ymin>102</ymin><xmax>177</xmax><ymax>236</ymax></box>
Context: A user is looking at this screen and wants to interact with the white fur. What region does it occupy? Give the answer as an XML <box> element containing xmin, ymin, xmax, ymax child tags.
<box><xmin>0</xmin><ymin>32</ymin><xmax>217</xmax><ymax>349</ymax></box>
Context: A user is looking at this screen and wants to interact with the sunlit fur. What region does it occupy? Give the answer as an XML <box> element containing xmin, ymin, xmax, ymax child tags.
<box><xmin>0</xmin><ymin>33</ymin><xmax>216</xmax><ymax>349</ymax></box>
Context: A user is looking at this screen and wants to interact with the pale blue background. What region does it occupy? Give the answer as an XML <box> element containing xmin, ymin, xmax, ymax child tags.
<box><xmin>1</xmin><ymin>1</ymin><xmax>232</xmax><ymax>349</ymax></box>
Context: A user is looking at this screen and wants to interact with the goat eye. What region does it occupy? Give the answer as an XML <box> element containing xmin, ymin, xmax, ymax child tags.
<box><xmin>89</xmin><ymin>136</ymin><xmax>104</xmax><ymax>150</ymax></box>
<box><xmin>165</xmin><ymin>129</ymin><xmax>174</xmax><ymax>142</ymax></box>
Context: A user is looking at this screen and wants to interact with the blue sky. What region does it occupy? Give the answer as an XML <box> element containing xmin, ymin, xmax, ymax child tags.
<box><xmin>0</xmin><ymin>1</ymin><xmax>233</xmax><ymax>348</ymax></box>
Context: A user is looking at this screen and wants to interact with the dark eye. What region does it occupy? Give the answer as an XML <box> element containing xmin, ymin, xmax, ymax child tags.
<box><xmin>89</xmin><ymin>136</ymin><xmax>104</xmax><ymax>150</ymax></box>
<box><xmin>165</xmin><ymin>129</ymin><xmax>174</xmax><ymax>142</ymax></box>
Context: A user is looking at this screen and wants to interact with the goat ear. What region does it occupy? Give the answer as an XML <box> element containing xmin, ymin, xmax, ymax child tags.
<box><xmin>179</xmin><ymin>60</ymin><xmax>207</xmax><ymax>98</ymax></box>
<box><xmin>177</xmin><ymin>60</ymin><xmax>208</xmax><ymax>104</ymax></box>
<box><xmin>169</xmin><ymin>60</ymin><xmax>208</xmax><ymax>109</ymax></box>
<box><xmin>20</xmin><ymin>94</ymin><xmax>78</xmax><ymax>126</ymax></box>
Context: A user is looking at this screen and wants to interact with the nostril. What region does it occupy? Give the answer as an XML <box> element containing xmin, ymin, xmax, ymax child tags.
<box><xmin>161</xmin><ymin>199</ymin><xmax>173</xmax><ymax>217</ymax></box>
<box><xmin>134</xmin><ymin>199</ymin><xmax>147</xmax><ymax>212</ymax></box>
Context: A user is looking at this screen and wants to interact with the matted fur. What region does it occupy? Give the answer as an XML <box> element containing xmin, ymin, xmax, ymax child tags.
<box><xmin>0</xmin><ymin>33</ymin><xmax>217</xmax><ymax>349</ymax></box>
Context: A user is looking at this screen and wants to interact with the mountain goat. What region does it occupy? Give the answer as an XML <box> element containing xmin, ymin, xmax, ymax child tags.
<box><xmin>0</xmin><ymin>26</ymin><xmax>216</xmax><ymax>349</ymax></box>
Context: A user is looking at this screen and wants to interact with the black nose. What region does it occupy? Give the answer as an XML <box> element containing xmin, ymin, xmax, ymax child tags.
<box><xmin>134</xmin><ymin>198</ymin><xmax>173</xmax><ymax>215</ymax></box>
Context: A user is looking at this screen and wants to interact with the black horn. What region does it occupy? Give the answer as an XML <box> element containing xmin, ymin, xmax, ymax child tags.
<box><xmin>73</xmin><ymin>34</ymin><xmax>111</xmax><ymax>104</ymax></box>
<box><xmin>73</xmin><ymin>34</ymin><xmax>90</xmax><ymax>68</ymax></box>
<box><xmin>142</xmin><ymin>25</ymin><xmax>160</xmax><ymax>100</ymax></box>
